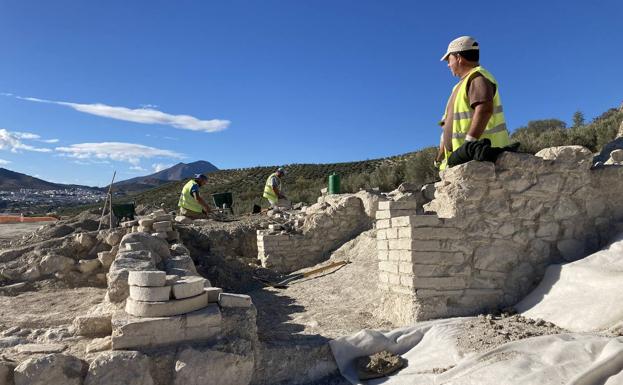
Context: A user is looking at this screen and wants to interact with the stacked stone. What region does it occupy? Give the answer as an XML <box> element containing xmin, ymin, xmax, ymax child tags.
<box><xmin>257</xmin><ymin>193</ymin><xmax>375</xmax><ymax>273</ymax></box>
<box><xmin>130</xmin><ymin>210</ymin><xmax>180</xmax><ymax>242</ymax></box>
<box><xmin>377</xmin><ymin>146</ymin><xmax>623</xmax><ymax>325</ymax></box>
<box><xmin>125</xmin><ymin>270</ymin><xmax>217</xmax><ymax>317</ymax></box>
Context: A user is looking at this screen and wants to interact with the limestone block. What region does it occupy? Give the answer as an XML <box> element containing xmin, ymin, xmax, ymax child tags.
<box><xmin>376</xmin><ymin>219</ymin><xmax>391</xmax><ymax>229</ymax></box>
<box><xmin>78</xmin><ymin>259</ymin><xmax>101</xmax><ymax>274</ymax></box>
<box><xmin>152</xmin><ymin>232</ymin><xmax>168</xmax><ymax>239</ymax></box>
<box><xmin>388</xmin><ymin>249</ymin><xmax>413</xmax><ymax>262</ymax></box>
<box><xmin>205</xmin><ymin>287</ymin><xmax>222</xmax><ymax>303</ymax></box>
<box><xmin>111</xmin><ymin>305</ymin><xmax>221</xmax><ymax>350</ymax></box>
<box><xmin>39</xmin><ymin>254</ymin><xmax>75</xmax><ymax>275</ymax></box>
<box><xmin>137</xmin><ymin>226</ymin><xmax>151</xmax><ymax>233</ymax></box>
<box><xmin>218</xmin><ymin>293</ymin><xmax>252</xmax><ymax>308</ymax></box>
<box><xmin>167</xmin><ymin>268</ymin><xmax>195</xmax><ymax>278</ymax></box>
<box><xmin>474</xmin><ymin>241</ymin><xmax>519</xmax><ymax>272</ymax></box>
<box><xmin>104</xmin><ymin>231</ymin><xmax>123</xmax><ymax>247</ymax></box>
<box><xmin>557</xmin><ymin>239</ymin><xmax>586</xmax><ymax>262</ymax></box>
<box><xmin>173</xmin><ymin>346</ymin><xmax>253</xmax><ymax>385</ymax></box>
<box><xmin>75</xmin><ymin>233</ymin><xmax>96</xmax><ymax>250</ymax></box>
<box><xmin>400</xmin><ymin>227</ymin><xmax>462</xmax><ymax>240</ymax></box>
<box><xmin>378</xmin><ymin>200</ymin><xmax>419</xmax><ymax>211</ymax></box>
<box><xmin>152</xmin><ymin>214</ymin><xmax>173</xmax><ymax>222</ymax></box>
<box><xmin>132</xmin><ymin>226</ymin><xmax>139</xmax><ymax>233</ymax></box>
<box><xmin>535</xmin><ymin>145</ymin><xmax>593</xmax><ymax>169</ymax></box>
<box><xmin>125</xmin><ymin>242</ymin><xmax>147</xmax><ymax>251</ymax></box>
<box><xmin>116</xmin><ymin>249</ymin><xmax>156</xmax><ymax>263</ymax></box>
<box><xmin>97</xmin><ymin>251</ymin><xmax>114</xmax><ymax>268</ymax></box>
<box><xmin>85</xmin><ymin>337</ymin><xmax>112</xmax><ymax>354</ymax></box>
<box><xmin>378</xmin><ymin>261</ymin><xmax>399</xmax><ymax>274</ymax></box>
<box><xmin>107</xmin><ymin>258</ymin><xmax>155</xmax><ymax>303</ymax></box>
<box><xmin>172</xmin><ymin>276</ymin><xmax>206</xmax><ymax>299</ymax></box>
<box><xmin>152</xmin><ymin>221</ymin><xmax>173</xmax><ymax>232</ymax></box>
<box><xmin>85</xmin><ymin>351</ymin><xmax>154</xmax><ymax>385</ymax></box>
<box><xmin>553</xmin><ymin>197</ymin><xmax>581</xmax><ymax>220</ymax></box>
<box><xmin>175</xmin><ymin>216</ymin><xmax>193</xmax><ymax>224</ymax></box>
<box><xmin>413</xmin><ymin>276</ymin><xmax>467</xmax><ymax>290</ymax></box>
<box><xmin>165</xmin><ymin>255</ymin><xmax>198</xmax><ymax>274</ymax></box>
<box><xmin>120</xmin><ymin>220</ymin><xmax>138</xmax><ymax>228</ymax></box>
<box><xmin>119</xmin><ymin>232</ymin><xmax>170</xmax><ymax>259</ymax></box>
<box><xmin>0</xmin><ymin>360</ymin><xmax>15</xmax><ymax>385</ymax></box>
<box><xmin>125</xmin><ymin>292</ymin><xmax>208</xmax><ymax>317</ymax></box>
<box><xmin>412</xmin><ymin>251</ymin><xmax>465</xmax><ymax>265</ymax></box>
<box><xmin>138</xmin><ymin>218</ymin><xmax>155</xmax><ymax>227</ymax></box>
<box><xmin>14</xmin><ymin>354</ymin><xmax>86</xmax><ymax>385</ymax></box>
<box><xmin>73</xmin><ymin>314</ymin><xmax>112</xmax><ymax>337</ymax></box>
<box><xmin>15</xmin><ymin>344</ymin><xmax>66</xmax><ymax>354</ymax></box>
<box><xmin>130</xmin><ymin>285</ymin><xmax>171</xmax><ymax>302</ymax></box>
<box><xmin>128</xmin><ymin>270</ymin><xmax>166</xmax><ymax>287</ymax></box>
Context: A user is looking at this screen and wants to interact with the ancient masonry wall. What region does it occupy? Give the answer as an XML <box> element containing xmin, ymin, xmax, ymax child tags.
<box><xmin>377</xmin><ymin>147</ymin><xmax>623</xmax><ymax>325</ymax></box>
<box><xmin>258</xmin><ymin>192</ymin><xmax>380</xmax><ymax>273</ymax></box>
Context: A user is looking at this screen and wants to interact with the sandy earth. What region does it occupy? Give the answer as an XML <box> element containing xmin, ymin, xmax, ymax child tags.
<box><xmin>0</xmin><ymin>222</ymin><xmax>43</xmax><ymax>246</ymax></box>
<box><xmin>249</xmin><ymin>230</ymin><xmax>394</xmax><ymax>344</ymax></box>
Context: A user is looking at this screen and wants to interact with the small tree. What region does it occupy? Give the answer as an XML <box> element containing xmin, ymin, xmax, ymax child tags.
<box><xmin>572</xmin><ymin>110</ymin><xmax>585</xmax><ymax>127</ymax></box>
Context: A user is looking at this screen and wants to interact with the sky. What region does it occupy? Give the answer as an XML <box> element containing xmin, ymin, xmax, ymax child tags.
<box><xmin>0</xmin><ymin>0</ymin><xmax>621</xmax><ymax>187</ymax></box>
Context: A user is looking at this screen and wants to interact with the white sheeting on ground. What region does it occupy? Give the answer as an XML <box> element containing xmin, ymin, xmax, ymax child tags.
<box><xmin>516</xmin><ymin>235</ymin><xmax>623</xmax><ymax>332</ymax></box>
<box><xmin>330</xmin><ymin>236</ymin><xmax>623</xmax><ymax>384</ymax></box>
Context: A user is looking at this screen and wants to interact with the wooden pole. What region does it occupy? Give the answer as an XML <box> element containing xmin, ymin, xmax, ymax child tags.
<box><xmin>98</xmin><ymin>171</ymin><xmax>116</xmax><ymax>231</ymax></box>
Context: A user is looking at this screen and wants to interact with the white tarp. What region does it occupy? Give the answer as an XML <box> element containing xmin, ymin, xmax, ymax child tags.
<box><xmin>516</xmin><ymin>235</ymin><xmax>623</xmax><ymax>332</ymax></box>
<box><xmin>330</xmin><ymin>236</ymin><xmax>623</xmax><ymax>384</ymax></box>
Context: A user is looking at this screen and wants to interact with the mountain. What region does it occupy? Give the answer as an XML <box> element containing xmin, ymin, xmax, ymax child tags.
<box><xmin>0</xmin><ymin>168</ymin><xmax>101</xmax><ymax>191</ymax></box>
<box><xmin>113</xmin><ymin>161</ymin><xmax>219</xmax><ymax>193</ymax></box>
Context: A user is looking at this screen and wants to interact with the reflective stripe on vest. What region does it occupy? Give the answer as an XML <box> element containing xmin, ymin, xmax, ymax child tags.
<box><xmin>263</xmin><ymin>173</ymin><xmax>279</xmax><ymax>203</ymax></box>
<box><xmin>178</xmin><ymin>179</ymin><xmax>203</xmax><ymax>212</ymax></box>
<box><xmin>439</xmin><ymin>66</ymin><xmax>511</xmax><ymax>170</ymax></box>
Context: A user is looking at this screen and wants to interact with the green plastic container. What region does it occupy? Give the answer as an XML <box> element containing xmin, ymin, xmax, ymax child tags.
<box><xmin>328</xmin><ymin>173</ymin><xmax>340</xmax><ymax>194</ymax></box>
<box><xmin>211</xmin><ymin>192</ymin><xmax>234</xmax><ymax>214</ymax></box>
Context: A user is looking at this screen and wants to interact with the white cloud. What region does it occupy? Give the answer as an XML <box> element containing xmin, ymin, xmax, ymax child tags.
<box><xmin>41</xmin><ymin>138</ymin><xmax>59</xmax><ymax>143</ymax></box>
<box><xmin>152</xmin><ymin>163</ymin><xmax>173</xmax><ymax>173</ymax></box>
<box><xmin>14</xmin><ymin>132</ymin><xmax>40</xmax><ymax>140</ymax></box>
<box><xmin>55</xmin><ymin>142</ymin><xmax>184</xmax><ymax>165</ymax></box>
<box><xmin>13</xmin><ymin>95</ymin><xmax>230</xmax><ymax>133</ymax></box>
<box><xmin>130</xmin><ymin>165</ymin><xmax>147</xmax><ymax>172</ymax></box>
<box><xmin>0</xmin><ymin>158</ymin><xmax>10</xmax><ymax>165</ymax></box>
<box><xmin>0</xmin><ymin>128</ymin><xmax>52</xmax><ymax>153</ymax></box>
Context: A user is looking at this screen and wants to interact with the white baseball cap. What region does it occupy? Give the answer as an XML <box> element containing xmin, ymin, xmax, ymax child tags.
<box><xmin>440</xmin><ymin>36</ymin><xmax>479</xmax><ymax>61</ymax></box>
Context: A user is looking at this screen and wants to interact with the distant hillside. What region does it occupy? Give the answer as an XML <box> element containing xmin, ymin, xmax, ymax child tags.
<box><xmin>0</xmin><ymin>168</ymin><xmax>101</xmax><ymax>191</ymax></box>
<box><xmin>113</xmin><ymin>161</ymin><xmax>219</xmax><ymax>193</ymax></box>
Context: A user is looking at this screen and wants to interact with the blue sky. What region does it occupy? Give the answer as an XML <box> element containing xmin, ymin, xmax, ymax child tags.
<box><xmin>0</xmin><ymin>0</ymin><xmax>621</xmax><ymax>187</ymax></box>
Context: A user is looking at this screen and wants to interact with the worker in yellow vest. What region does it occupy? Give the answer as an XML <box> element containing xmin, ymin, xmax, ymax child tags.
<box><xmin>435</xmin><ymin>36</ymin><xmax>513</xmax><ymax>170</ymax></box>
<box><xmin>178</xmin><ymin>174</ymin><xmax>212</xmax><ymax>219</ymax></box>
<box><xmin>262</xmin><ymin>167</ymin><xmax>291</xmax><ymax>209</ymax></box>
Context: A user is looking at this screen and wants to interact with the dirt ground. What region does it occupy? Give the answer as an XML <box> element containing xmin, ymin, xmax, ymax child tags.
<box><xmin>0</xmin><ymin>222</ymin><xmax>44</xmax><ymax>246</ymax></box>
<box><xmin>249</xmin><ymin>230</ymin><xmax>394</xmax><ymax>343</ymax></box>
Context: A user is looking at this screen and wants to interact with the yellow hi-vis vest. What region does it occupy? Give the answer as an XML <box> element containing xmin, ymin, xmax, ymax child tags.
<box><xmin>439</xmin><ymin>66</ymin><xmax>510</xmax><ymax>170</ymax></box>
<box><xmin>178</xmin><ymin>179</ymin><xmax>203</xmax><ymax>213</ymax></box>
<box><xmin>262</xmin><ymin>173</ymin><xmax>280</xmax><ymax>204</ymax></box>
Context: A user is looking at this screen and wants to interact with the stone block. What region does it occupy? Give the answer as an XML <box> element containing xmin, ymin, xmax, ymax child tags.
<box><xmin>165</xmin><ymin>255</ymin><xmax>198</xmax><ymax>274</ymax></box>
<box><xmin>385</xmin><ymin>228</ymin><xmax>399</xmax><ymax>239</ymax></box>
<box><xmin>138</xmin><ymin>218</ymin><xmax>155</xmax><ymax>227</ymax></box>
<box><xmin>73</xmin><ymin>314</ymin><xmax>112</xmax><ymax>337</ymax></box>
<box><xmin>124</xmin><ymin>242</ymin><xmax>147</xmax><ymax>251</ymax></box>
<box><xmin>153</xmin><ymin>221</ymin><xmax>173</xmax><ymax>232</ymax></box>
<box><xmin>378</xmin><ymin>250</ymin><xmax>389</xmax><ymax>260</ymax></box>
<box><xmin>173</xmin><ymin>346</ymin><xmax>253</xmax><ymax>385</ymax></box>
<box><xmin>107</xmin><ymin>259</ymin><xmax>155</xmax><ymax>303</ymax></box>
<box><xmin>218</xmin><ymin>293</ymin><xmax>253</xmax><ymax>308</ymax></box>
<box><xmin>205</xmin><ymin>287</ymin><xmax>222</xmax><ymax>303</ymax></box>
<box><xmin>14</xmin><ymin>353</ymin><xmax>86</xmax><ymax>385</ymax></box>
<box><xmin>378</xmin><ymin>261</ymin><xmax>399</xmax><ymax>274</ymax></box>
<box><xmin>39</xmin><ymin>254</ymin><xmax>75</xmax><ymax>275</ymax></box>
<box><xmin>376</xmin><ymin>240</ymin><xmax>389</xmax><ymax>250</ymax></box>
<box><xmin>388</xmin><ymin>250</ymin><xmax>412</xmax><ymax>261</ymax></box>
<box><xmin>78</xmin><ymin>259</ymin><xmax>101</xmax><ymax>274</ymax></box>
<box><xmin>376</xmin><ymin>219</ymin><xmax>391</xmax><ymax>229</ymax></box>
<box><xmin>152</xmin><ymin>232</ymin><xmax>168</xmax><ymax>239</ymax></box>
<box><xmin>97</xmin><ymin>251</ymin><xmax>114</xmax><ymax>269</ymax></box>
<box><xmin>378</xmin><ymin>200</ymin><xmax>419</xmax><ymax>211</ymax></box>
<box><xmin>152</xmin><ymin>214</ymin><xmax>173</xmax><ymax>222</ymax></box>
<box><xmin>130</xmin><ymin>285</ymin><xmax>171</xmax><ymax>302</ymax></box>
<box><xmin>128</xmin><ymin>270</ymin><xmax>166</xmax><ymax>287</ymax></box>
<box><xmin>111</xmin><ymin>305</ymin><xmax>221</xmax><ymax>350</ymax></box>
<box><xmin>84</xmin><ymin>351</ymin><xmax>153</xmax><ymax>385</ymax></box>
<box><xmin>137</xmin><ymin>226</ymin><xmax>152</xmax><ymax>233</ymax></box>
<box><xmin>85</xmin><ymin>337</ymin><xmax>112</xmax><ymax>354</ymax></box>
<box><xmin>413</xmin><ymin>276</ymin><xmax>467</xmax><ymax>290</ymax></box>
<box><xmin>120</xmin><ymin>232</ymin><xmax>171</xmax><ymax>259</ymax></box>
<box><xmin>375</xmin><ymin>209</ymin><xmax>416</xmax><ymax>219</ymax></box>
<box><xmin>400</xmin><ymin>227</ymin><xmax>463</xmax><ymax>240</ymax></box>
<box><xmin>15</xmin><ymin>344</ymin><xmax>67</xmax><ymax>354</ymax></box>
<box><xmin>175</xmin><ymin>216</ymin><xmax>193</xmax><ymax>224</ymax></box>
<box><xmin>104</xmin><ymin>231</ymin><xmax>123</xmax><ymax>247</ymax></box>
<box><xmin>172</xmin><ymin>276</ymin><xmax>206</xmax><ymax>299</ymax></box>
<box><xmin>125</xmin><ymin>292</ymin><xmax>208</xmax><ymax>317</ymax></box>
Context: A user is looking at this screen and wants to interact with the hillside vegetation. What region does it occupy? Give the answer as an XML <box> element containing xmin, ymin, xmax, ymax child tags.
<box><xmin>60</xmin><ymin>107</ymin><xmax>622</xmax><ymax>216</ymax></box>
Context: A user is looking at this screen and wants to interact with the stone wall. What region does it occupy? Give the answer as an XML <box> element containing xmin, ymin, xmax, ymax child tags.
<box><xmin>378</xmin><ymin>146</ymin><xmax>623</xmax><ymax>325</ymax></box>
<box><xmin>258</xmin><ymin>192</ymin><xmax>381</xmax><ymax>273</ymax></box>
